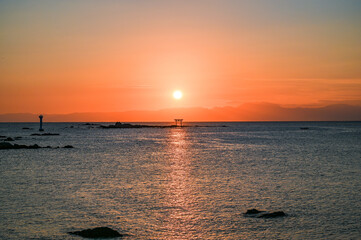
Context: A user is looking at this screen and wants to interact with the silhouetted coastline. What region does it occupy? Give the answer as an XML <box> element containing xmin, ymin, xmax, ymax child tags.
<box><xmin>100</xmin><ymin>122</ymin><xmax>184</xmax><ymax>128</ymax></box>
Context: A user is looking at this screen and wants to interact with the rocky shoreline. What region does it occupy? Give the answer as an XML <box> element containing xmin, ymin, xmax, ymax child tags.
<box><xmin>0</xmin><ymin>142</ymin><xmax>74</xmax><ymax>150</ymax></box>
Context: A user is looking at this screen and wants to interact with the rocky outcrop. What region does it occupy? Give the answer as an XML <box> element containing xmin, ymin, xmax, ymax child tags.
<box><xmin>244</xmin><ymin>209</ymin><xmax>287</xmax><ymax>218</ymax></box>
<box><xmin>0</xmin><ymin>142</ymin><xmax>43</xmax><ymax>149</ymax></box>
<box><xmin>4</xmin><ymin>137</ymin><xmax>14</xmax><ymax>141</ymax></box>
<box><xmin>63</xmin><ymin>145</ymin><xmax>74</xmax><ymax>148</ymax></box>
<box><xmin>244</xmin><ymin>209</ymin><xmax>265</xmax><ymax>215</ymax></box>
<box><xmin>0</xmin><ymin>142</ymin><xmax>74</xmax><ymax>150</ymax></box>
<box><xmin>31</xmin><ymin>133</ymin><xmax>60</xmax><ymax>136</ymax></box>
<box><xmin>68</xmin><ymin>227</ymin><xmax>123</xmax><ymax>238</ymax></box>
<box><xmin>258</xmin><ymin>211</ymin><xmax>286</xmax><ymax>218</ymax></box>
<box><xmin>101</xmin><ymin>122</ymin><xmax>145</xmax><ymax>128</ymax></box>
<box><xmin>101</xmin><ymin>122</ymin><xmax>177</xmax><ymax>129</ymax></box>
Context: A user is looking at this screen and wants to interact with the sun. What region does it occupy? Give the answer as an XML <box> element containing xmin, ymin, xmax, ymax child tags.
<box><xmin>173</xmin><ymin>90</ymin><xmax>183</xmax><ymax>100</ymax></box>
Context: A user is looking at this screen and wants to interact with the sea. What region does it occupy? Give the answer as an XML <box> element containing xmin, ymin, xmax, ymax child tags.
<box><xmin>0</xmin><ymin>122</ymin><xmax>360</xmax><ymax>240</ymax></box>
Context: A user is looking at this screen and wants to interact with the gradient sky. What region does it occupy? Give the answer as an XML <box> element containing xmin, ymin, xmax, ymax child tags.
<box><xmin>1</xmin><ymin>0</ymin><xmax>361</xmax><ymax>114</ymax></box>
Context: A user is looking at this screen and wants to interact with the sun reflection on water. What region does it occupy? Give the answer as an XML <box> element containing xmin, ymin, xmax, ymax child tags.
<box><xmin>160</xmin><ymin>127</ymin><xmax>204</xmax><ymax>239</ymax></box>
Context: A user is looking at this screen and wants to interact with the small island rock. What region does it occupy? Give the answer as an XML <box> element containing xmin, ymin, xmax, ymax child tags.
<box><xmin>244</xmin><ymin>209</ymin><xmax>265</xmax><ymax>215</ymax></box>
<box><xmin>258</xmin><ymin>211</ymin><xmax>287</xmax><ymax>218</ymax></box>
<box><xmin>63</xmin><ymin>145</ymin><xmax>74</xmax><ymax>148</ymax></box>
<box><xmin>68</xmin><ymin>227</ymin><xmax>122</xmax><ymax>238</ymax></box>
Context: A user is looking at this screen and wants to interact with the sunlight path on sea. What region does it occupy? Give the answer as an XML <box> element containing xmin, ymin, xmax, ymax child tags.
<box><xmin>160</xmin><ymin>128</ymin><xmax>203</xmax><ymax>239</ymax></box>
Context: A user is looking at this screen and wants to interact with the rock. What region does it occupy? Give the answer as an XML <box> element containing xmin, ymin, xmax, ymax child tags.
<box><xmin>84</xmin><ymin>123</ymin><xmax>99</xmax><ymax>126</ymax></box>
<box><xmin>244</xmin><ymin>209</ymin><xmax>265</xmax><ymax>215</ymax></box>
<box><xmin>0</xmin><ymin>142</ymin><xmax>43</xmax><ymax>149</ymax></box>
<box><xmin>63</xmin><ymin>145</ymin><xmax>74</xmax><ymax>148</ymax></box>
<box><xmin>258</xmin><ymin>211</ymin><xmax>287</xmax><ymax>218</ymax></box>
<box><xmin>4</xmin><ymin>137</ymin><xmax>14</xmax><ymax>141</ymax></box>
<box><xmin>244</xmin><ymin>209</ymin><xmax>287</xmax><ymax>219</ymax></box>
<box><xmin>31</xmin><ymin>133</ymin><xmax>59</xmax><ymax>136</ymax></box>
<box><xmin>26</xmin><ymin>144</ymin><xmax>41</xmax><ymax>149</ymax></box>
<box><xmin>0</xmin><ymin>135</ymin><xmax>6</xmax><ymax>138</ymax></box>
<box><xmin>68</xmin><ymin>227</ymin><xmax>123</xmax><ymax>238</ymax></box>
<box><xmin>22</xmin><ymin>127</ymin><xmax>32</xmax><ymax>130</ymax></box>
<box><xmin>300</xmin><ymin>127</ymin><xmax>309</xmax><ymax>130</ymax></box>
<box><xmin>0</xmin><ymin>142</ymin><xmax>14</xmax><ymax>149</ymax></box>
<box><xmin>101</xmin><ymin>122</ymin><xmax>165</xmax><ymax>129</ymax></box>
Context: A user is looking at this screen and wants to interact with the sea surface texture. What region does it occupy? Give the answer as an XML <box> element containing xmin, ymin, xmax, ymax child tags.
<box><xmin>0</xmin><ymin>122</ymin><xmax>360</xmax><ymax>239</ymax></box>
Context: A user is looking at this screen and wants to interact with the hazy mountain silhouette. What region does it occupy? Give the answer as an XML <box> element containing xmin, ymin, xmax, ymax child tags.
<box><xmin>1</xmin><ymin>103</ymin><xmax>360</xmax><ymax>122</ymax></box>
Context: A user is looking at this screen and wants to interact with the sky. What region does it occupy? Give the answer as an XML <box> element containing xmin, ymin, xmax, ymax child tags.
<box><xmin>1</xmin><ymin>0</ymin><xmax>361</xmax><ymax>117</ymax></box>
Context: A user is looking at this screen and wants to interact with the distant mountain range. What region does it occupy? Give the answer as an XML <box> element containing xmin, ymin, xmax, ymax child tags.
<box><xmin>1</xmin><ymin>103</ymin><xmax>361</xmax><ymax>122</ymax></box>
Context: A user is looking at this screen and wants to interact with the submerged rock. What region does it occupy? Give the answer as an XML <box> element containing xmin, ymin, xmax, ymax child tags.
<box><xmin>68</xmin><ymin>227</ymin><xmax>123</xmax><ymax>238</ymax></box>
<box><xmin>258</xmin><ymin>211</ymin><xmax>286</xmax><ymax>218</ymax></box>
<box><xmin>4</xmin><ymin>137</ymin><xmax>14</xmax><ymax>141</ymax></box>
<box><xmin>22</xmin><ymin>127</ymin><xmax>32</xmax><ymax>130</ymax></box>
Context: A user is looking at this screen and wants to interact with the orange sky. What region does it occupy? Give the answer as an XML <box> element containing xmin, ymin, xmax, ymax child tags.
<box><xmin>1</xmin><ymin>1</ymin><xmax>361</xmax><ymax>118</ymax></box>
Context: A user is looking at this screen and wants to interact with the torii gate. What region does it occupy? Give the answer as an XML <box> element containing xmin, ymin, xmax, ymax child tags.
<box><xmin>174</xmin><ymin>119</ymin><xmax>183</xmax><ymax>127</ymax></box>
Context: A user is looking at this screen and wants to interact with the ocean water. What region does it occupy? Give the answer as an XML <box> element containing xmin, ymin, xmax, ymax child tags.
<box><xmin>0</xmin><ymin>122</ymin><xmax>360</xmax><ymax>240</ymax></box>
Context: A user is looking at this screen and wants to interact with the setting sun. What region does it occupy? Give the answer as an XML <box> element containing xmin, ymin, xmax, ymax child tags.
<box><xmin>173</xmin><ymin>90</ymin><xmax>183</xmax><ymax>100</ymax></box>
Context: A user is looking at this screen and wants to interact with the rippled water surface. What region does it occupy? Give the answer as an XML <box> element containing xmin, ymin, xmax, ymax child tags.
<box><xmin>0</xmin><ymin>122</ymin><xmax>361</xmax><ymax>239</ymax></box>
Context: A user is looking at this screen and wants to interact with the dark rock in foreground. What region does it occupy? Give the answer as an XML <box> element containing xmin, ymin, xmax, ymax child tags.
<box><xmin>68</xmin><ymin>227</ymin><xmax>123</xmax><ymax>238</ymax></box>
<box><xmin>31</xmin><ymin>133</ymin><xmax>60</xmax><ymax>136</ymax></box>
<box><xmin>4</xmin><ymin>137</ymin><xmax>14</xmax><ymax>141</ymax></box>
<box><xmin>244</xmin><ymin>209</ymin><xmax>287</xmax><ymax>218</ymax></box>
<box><xmin>258</xmin><ymin>211</ymin><xmax>286</xmax><ymax>218</ymax></box>
<box><xmin>244</xmin><ymin>209</ymin><xmax>265</xmax><ymax>215</ymax></box>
